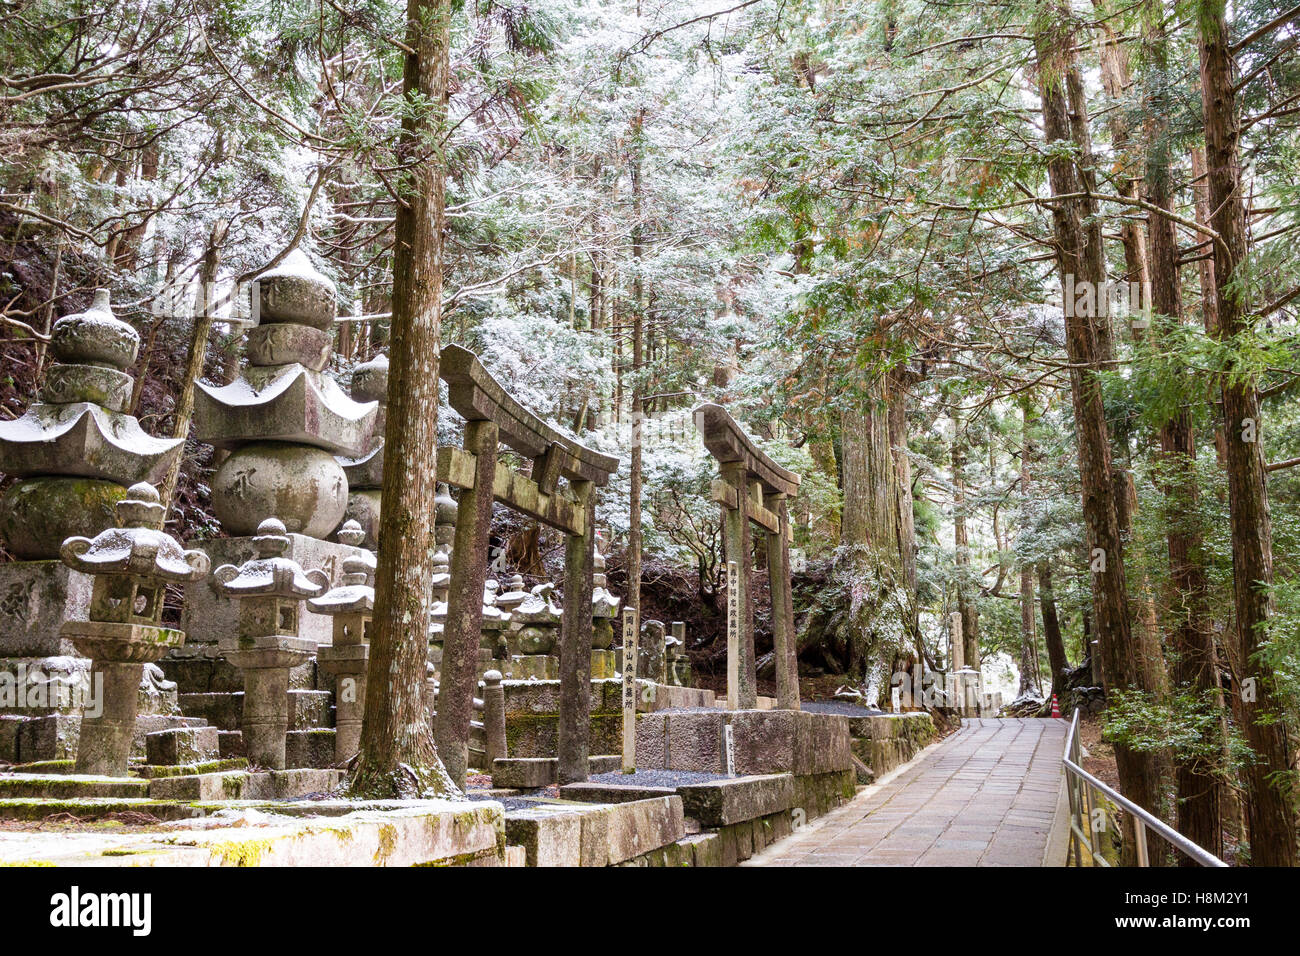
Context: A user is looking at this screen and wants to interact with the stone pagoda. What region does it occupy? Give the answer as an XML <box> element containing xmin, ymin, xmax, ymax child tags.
<box><xmin>213</xmin><ymin>518</ymin><xmax>328</xmax><ymax>769</ymax></box>
<box><xmin>58</xmin><ymin>483</ymin><xmax>210</xmax><ymax>775</ymax></box>
<box><xmin>183</xmin><ymin>251</ymin><xmax>375</xmax><ymax>647</ymax></box>
<box><xmin>0</xmin><ymin>292</ymin><xmax>189</xmax><ymax>764</ymax></box>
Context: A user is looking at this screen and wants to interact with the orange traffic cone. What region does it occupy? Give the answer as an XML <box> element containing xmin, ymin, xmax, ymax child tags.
<box><xmin>1051</xmin><ymin>694</ymin><xmax>1061</xmax><ymax>719</ymax></box>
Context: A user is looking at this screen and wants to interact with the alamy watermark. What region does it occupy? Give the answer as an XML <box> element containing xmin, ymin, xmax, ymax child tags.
<box><xmin>1049</xmin><ymin>274</ymin><xmax>1152</xmax><ymax>328</ymax></box>
<box><xmin>0</xmin><ymin>662</ymin><xmax>102</xmax><ymax>717</ymax></box>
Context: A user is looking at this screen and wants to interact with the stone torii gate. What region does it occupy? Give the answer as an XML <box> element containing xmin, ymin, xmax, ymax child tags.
<box><xmin>694</xmin><ymin>403</ymin><xmax>801</xmax><ymax>711</ymax></box>
<box><xmin>435</xmin><ymin>346</ymin><xmax>619</xmax><ymax>786</ymax></box>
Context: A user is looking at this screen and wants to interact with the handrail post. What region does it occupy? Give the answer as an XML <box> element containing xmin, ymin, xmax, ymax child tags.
<box><xmin>1135</xmin><ymin>818</ymin><xmax>1150</xmax><ymax>867</ymax></box>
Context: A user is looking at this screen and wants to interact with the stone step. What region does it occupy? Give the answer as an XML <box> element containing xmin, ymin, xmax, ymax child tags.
<box><xmin>147</xmin><ymin>768</ymin><xmax>344</xmax><ymax>801</ymax></box>
<box><xmin>178</xmin><ymin>690</ymin><xmax>334</xmax><ymax>732</ymax></box>
<box><xmin>0</xmin><ymin>774</ymin><xmax>150</xmax><ymax>799</ymax></box>
<box><xmin>145</xmin><ymin>727</ymin><xmax>220</xmax><ymax>766</ymax></box>
<box><xmin>134</xmin><ymin>758</ymin><xmax>249</xmax><ymax>779</ymax></box>
<box><xmin>0</xmin><ymin>796</ymin><xmax>209</xmax><ymax>823</ymax></box>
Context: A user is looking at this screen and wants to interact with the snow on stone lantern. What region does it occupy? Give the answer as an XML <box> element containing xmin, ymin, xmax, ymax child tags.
<box><xmin>58</xmin><ymin>482</ymin><xmax>210</xmax><ymax>776</ymax></box>
<box><xmin>196</xmin><ymin>250</ymin><xmax>375</xmax><ymax>538</ymax></box>
<box><xmin>0</xmin><ymin>289</ymin><xmax>182</xmax><ymax>559</ymax></box>
<box><xmin>311</xmin><ymin>520</ymin><xmax>374</xmax><ymax>763</ymax></box>
<box><xmin>213</xmin><ymin>517</ymin><xmax>328</xmax><ymax>769</ymax></box>
<box><xmin>183</xmin><ymin>251</ymin><xmax>373</xmax><ymax>648</ymax></box>
<box><xmin>506</xmin><ymin>583</ymin><xmax>563</xmax><ymax>679</ymax></box>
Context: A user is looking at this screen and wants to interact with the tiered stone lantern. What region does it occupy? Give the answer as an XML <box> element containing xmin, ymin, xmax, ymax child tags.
<box><xmin>338</xmin><ymin>353</ymin><xmax>388</xmax><ymax>547</ymax></box>
<box><xmin>58</xmin><ymin>483</ymin><xmax>210</xmax><ymax>775</ymax></box>
<box><xmin>183</xmin><ymin>252</ymin><xmax>374</xmax><ymax>648</ymax></box>
<box><xmin>0</xmin><ymin>292</ymin><xmax>185</xmax><ymax>762</ymax></box>
<box><xmin>213</xmin><ymin>518</ymin><xmax>328</xmax><ymax>769</ymax></box>
<box><xmin>311</xmin><ymin>521</ymin><xmax>374</xmax><ymax>763</ymax></box>
<box><xmin>0</xmin><ymin>291</ymin><xmax>183</xmax><ymax>558</ymax></box>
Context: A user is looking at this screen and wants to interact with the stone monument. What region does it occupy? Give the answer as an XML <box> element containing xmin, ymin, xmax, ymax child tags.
<box><xmin>184</xmin><ymin>252</ymin><xmax>375</xmax><ymax>647</ymax></box>
<box><xmin>0</xmin><ymin>292</ymin><xmax>187</xmax><ymax>762</ymax></box>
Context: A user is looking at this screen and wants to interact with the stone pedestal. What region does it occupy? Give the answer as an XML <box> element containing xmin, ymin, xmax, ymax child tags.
<box><xmin>181</xmin><ymin>533</ymin><xmax>361</xmax><ymax>648</ymax></box>
<box><xmin>508</xmin><ymin>654</ymin><xmax>559</xmax><ymax>680</ymax></box>
<box><xmin>0</xmin><ymin>561</ymin><xmax>94</xmax><ymax>657</ymax></box>
<box><xmin>590</xmin><ymin>649</ymin><xmax>617</xmax><ymax>680</ymax></box>
<box><xmin>228</xmin><ymin>636</ymin><xmax>316</xmax><ymax>769</ymax></box>
<box><xmin>317</xmin><ymin>644</ymin><xmax>367</xmax><ymax>762</ymax></box>
<box><xmin>62</xmin><ymin>621</ymin><xmax>185</xmax><ymax>776</ymax></box>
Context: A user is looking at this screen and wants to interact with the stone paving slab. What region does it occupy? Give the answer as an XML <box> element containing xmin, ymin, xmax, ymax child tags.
<box><xmin>744</xmin><ymin>718</ymin><xmax>1069</xmax><ymax>868</ymax></box>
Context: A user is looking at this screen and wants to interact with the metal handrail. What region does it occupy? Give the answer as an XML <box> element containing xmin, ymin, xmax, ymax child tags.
<box><xmin>1061</xmin><ymin>707</ymin><xmax>1228</xmax><ymax>867</ymax></box>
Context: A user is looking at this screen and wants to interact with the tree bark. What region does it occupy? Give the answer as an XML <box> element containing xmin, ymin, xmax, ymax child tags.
<box><xmin>1017</xmin><ymin>404</ymin><xmax>1038</xmax><ymax>697</ymax></box>
<box><xmin>838</xmin><ymin>376</ymin><xmax>902</xmax><ymax>684</ymax></box>
<box><xmin>1143</xmin><ymin>3</ymin><xmax>1223</xmax><ymax>862</ymax></box>
<box><xmin>1034</xmin><ymin>6</ymin><xmax>1165</xmax><ymax>858</ymax></box>
<box><xmin>1038</xmin><ymin>563</ymin><xmax>1069</xmax><ymax>702</ymax></box>
<box><xmin>1197</xmin><ymin>0</ymin><xmax>1297</xmax><ymax>865</ymax></box>
<box><xmin>160</xmin><ymin>219</ymin><xmax>227</xmax><ymax>511</ymax></box>
<box><xmin>348</xmin><ymin>0</ymin><xmax>456</xmax><ymax>798</ymax></box>
<box><xmin>951</xmin><ymin>411</ymin><xmax>979</xmax><ymax>670</ymax></box>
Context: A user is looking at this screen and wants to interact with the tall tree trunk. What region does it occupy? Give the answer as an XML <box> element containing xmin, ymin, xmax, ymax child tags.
<box><xmin>838</xmin><ymin>375</ymin><xmax>903</xmax><ymax>686</ymax></box>
<box><xmin>950</xmin><ymin>411</ymin><xmax>979</xmax><ymax>669</ymax></box>
<box><xmin>1038</xmin><ymin>563</ymin><xmax>1069</xmax><ymax>702</ymax></box>
<box><xmin>888</xmin><ymin>370</ymin><xmax>920</xmax><ymax>660</ymax></box>
<box><xmin>1034</xmin><ymin>6</ymin><xmax>1165</xmax><ymax>857</ymax></box>
<box><xmin>1143</xmin><ymin>1</ymin><xmax>1223</xmax><ymax>862</ymax></box>
<box><xmin>1197</xmin><ymin>0</ymin><xmax>1297</xmax><ymax>864</ymax></box>
<box><xmin>625</xmin><ymin>107</ymin><xmax>646</xmax><ymax>620</ymax></box>
<box><xmin>159</xmin><ymin>219</ymin><xmax>227</xmax><ymax>512</ymax></box>
<box><xmin>348</xmin><ymin>0</ymin><xmax>456</xmax><ymax>798</ymax></box>
<box><xmin>1017</xmin><ymin>404</ymin><xmax>1038</xmax><ymax>697</ymax></box>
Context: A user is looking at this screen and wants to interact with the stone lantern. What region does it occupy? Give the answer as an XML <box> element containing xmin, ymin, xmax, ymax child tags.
<box><xmin>58</xmin><ymin>482</ymin><xmax>209</xmax><ymax>775</ymax></box>
<box><xmin>312</xmin><ymin>520</ymin><xmax>374</xmax><ymax>763</ymax></box>
<box><xmin>590</xmin><ymin>534</ymin><xmax>620</xmax><ymax>679</ymax></box>
<box><xmin>213</xmin><ymin>518</ymin><xmax>327</xmax><ymax>769</ymax></box>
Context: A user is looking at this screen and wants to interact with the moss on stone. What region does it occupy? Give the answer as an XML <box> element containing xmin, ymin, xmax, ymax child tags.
<box><xmin>214</xmin><ymin>838</ymin><xmax>274</xmax><ymax>867</ymax></box>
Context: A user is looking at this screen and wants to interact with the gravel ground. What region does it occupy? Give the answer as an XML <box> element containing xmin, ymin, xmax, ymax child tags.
<box><xmin>801</xmin><ymin>700</ymin><xmax>884</xmax><ymax>717</ymax></box>
<box><xmin>467</xmin><ymin>794</ymin><xmax>561</xmax><ymax>812</ymax></box>
<box><xmin>587</xmin><ymin>769</ymin><xmax>727</xmax><ymax>787</ymax></box>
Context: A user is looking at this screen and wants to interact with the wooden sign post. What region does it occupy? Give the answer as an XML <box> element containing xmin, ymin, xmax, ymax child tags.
<box><xmin>621</xmin><ymin>605</ymin><xmax>639</xmax><ymax>774</ymax></box>
<box><xmin>725</xmin><ymin>560</ymin><xmax>740</xmax><ymax>710</ymax></box>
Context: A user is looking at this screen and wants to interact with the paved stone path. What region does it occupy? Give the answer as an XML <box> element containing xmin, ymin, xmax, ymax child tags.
<box><xmin>746</xmin><ymin>718</ymin><xmax>1069</xmax><ymax>867</ymax></box>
